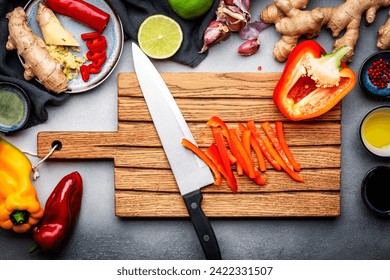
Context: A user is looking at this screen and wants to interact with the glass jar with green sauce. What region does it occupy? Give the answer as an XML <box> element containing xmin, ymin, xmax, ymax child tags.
<box><xmin>0</xmin><ymin>82</ymin><xmax>31</xmax><ymax>133</ymax></box>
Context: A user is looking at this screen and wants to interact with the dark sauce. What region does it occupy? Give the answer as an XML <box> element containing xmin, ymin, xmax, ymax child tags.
<box><xmin>362</xmin><ymin>166</ymin><xmax>390</xmax><ymax>214</ymax></box>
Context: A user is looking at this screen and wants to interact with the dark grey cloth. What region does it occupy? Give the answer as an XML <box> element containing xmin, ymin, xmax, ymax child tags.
<box><xmin>0</xmin><ymin>0</ymin><xmax>218</xmax><ymax>132</ymax></box>
<box><xmin>107</xmin><ymin>0</ymin><xmax>219</xmax><ymax>67</ymax></box>
<box><xmin>0</xmin><ymin>0</ymin><xmax>69</xmax><ymax>131</ymax></box>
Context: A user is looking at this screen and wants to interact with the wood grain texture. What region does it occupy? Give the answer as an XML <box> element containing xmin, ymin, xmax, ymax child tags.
<box><xmin>37</xmin><ymin>72</ymin><xmax>342</xmax><ymax>218</ymax></box>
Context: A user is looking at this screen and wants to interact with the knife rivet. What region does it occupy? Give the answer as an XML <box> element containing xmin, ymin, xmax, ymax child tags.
<box><xmin>203</xmin><ymin>235</ymin><xmax>210</xmax><ymax>242</ymax></box>
<box><xmin>191</xmin><ymin>202</ymin><xmax>197</xmax><ymax>209</ymax></box>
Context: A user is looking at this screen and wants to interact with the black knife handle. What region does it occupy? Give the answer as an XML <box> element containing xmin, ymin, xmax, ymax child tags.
<box><xmin>183</xmin><ymin>189</ymin><xmax>222</xmax><ymax>260</ymax></box>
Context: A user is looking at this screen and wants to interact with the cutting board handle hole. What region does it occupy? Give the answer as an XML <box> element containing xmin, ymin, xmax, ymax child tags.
<box><xmin>51</xmin><ymin>140</ymin><xmax>62</xmax><ymax>151</ymax></box>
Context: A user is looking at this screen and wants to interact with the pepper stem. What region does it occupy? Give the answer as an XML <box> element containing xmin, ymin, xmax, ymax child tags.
<box><xmin>321</xmin><ymin>45</ymin><xmax>352</xmax><ymax>69</ymax></box>
<box><xmin>9</xmin><ymin>210</ymin><xmax>30</xmax><ymax>225</ymax></box>
<box><xmin>303</xmin><ymin>45</ymin><xmax>352</xmax><ymax>88</ymax></box>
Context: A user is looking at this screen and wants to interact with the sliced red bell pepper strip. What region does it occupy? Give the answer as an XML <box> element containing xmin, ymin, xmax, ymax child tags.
<box><xmin>206</xmin><ymin>143</ymin><xmax>238</xmax><ymax>192</ymax></box>
<box><xmin>273</xmin><ymin>40</ymin><xmax>356</xmax><ymax>121</ymax></box>
<box><xmin>210</xmin><ymin>127</ymin><xmax>237</xmax><ymax>191</ymax></box>
<box><xmin>240</xmin><ymin>127</ymin><xmax>267</xmax><ymax>185</ymax></box>
<box><xmin>227</xmin><ymin>150</ymin><xmax>237</xmax><ymax>165</ymax></box>
<box><xmin>238</xmin><ymin>123</ymin><xmax>266</xmax><ymax>172</ymax></box>
<box><xmin>241</xmin><ymin>129</ymin><xmax>252</xmax><ymax>157</ymax></box>
<box><xmin>263</xmin><ymin>137</ymin><xmax>304</xmax><ymax>182</ymax></box>
<box><xmin>261</xmin><ymin>121</ymin><xmax>293</xmax><ymax>171</ymax></box>
<box><xmin>181</xmin><ymin>139</ymin><xmax>222</xmax><ymax>186</ymax></box>
<box><xmin>81</xmin><ymin>32</ymin><xmax>102</xmax><ymax>41</ymax></box>
<box><xmin>229</xmin><ymin>129</ymin><xmax>256</xmax><ymax>179</ymax></box>
<box><xmin>207</xmin><ymin>116</ymin><xmax>230</xmax><ymax>140</ymax></box>
<box><xmin>236</xmin><ymin>163</ymin><xmax>244</xmax><ymax>176</ymax></box>
<box><xmin>252</xmin><ymin>168</ymin><xmax>267</xmax><ymax>185</ymax></box>
<box><xmin>247</xmin><ymin>120</ymin><xmax>281</xmax><ymax>170</ymax></box>
<box><xmin>275</xmin><ymin>121</ymin><xmax>301</xmax><ymax>172</ymax></box>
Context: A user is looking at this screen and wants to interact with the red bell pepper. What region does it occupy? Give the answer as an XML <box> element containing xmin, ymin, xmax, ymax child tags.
<box><xmin>262</xmin><ymin>138</ymin><xmax>304</xmax><ymax>182</ymax></box>
<box><xmin>45</xmin><ymin>0</ymin><xmax>110</xmax><ymax>34</ymax></box>
<box><xmin>261</xmin><ymin>121</ymin><xmax>293</xmax><ymax>171</ymax></box>
<box><xmin>210</xmin><ymin>127</ymin><xmax>237</xmax><ymax>192</ymax></box>
<box><xmin>181</xmin><ymin>139</ymin><xmax>222</xmax><ymax>186</ymax></box>
<box><xmin>247</xmin><ymin>120</ymin><xmax>281</xmax><ymax>170</ymax></box>
<box><xmin>207</xmin><ymin>116</ymin><xmax>230</xmax><ymax>140</ymax></box>
<box><xmin>206</xmin><ymin>143</ymin><xmax>238</xmax><ymax>192</ymax></box>
<box><xmin>238</xmin><ymin>123</ymin><xmax>266</xmax><ymax>172</ymax></box>
<box><xmin>31</xmin><ymin>172</ymin><xmax>83</xmax><ymax>254</ymax></box>
<box><xmin>275</xmin><ymin>122</ymin><xmax>301</xmax><ymax>172</ymax></box>
<box><xmin>229</xmin><ymin>129</ymin><xmax>256</xmax><ymax>179</ymax></box>
<box><xmin>273</xmin><ymin>40</ymin><xmax>356</xmax><ymax>121</ymax></box>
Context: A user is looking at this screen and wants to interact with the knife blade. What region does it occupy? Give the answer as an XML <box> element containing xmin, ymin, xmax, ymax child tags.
<box><xmin>131</xmin><ymin>42</ymin><xmax>222</xmax><ymax>260</ymax></box>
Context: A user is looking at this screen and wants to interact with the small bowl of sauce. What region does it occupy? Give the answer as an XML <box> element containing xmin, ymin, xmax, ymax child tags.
<box><xmin>0</xmin><ymin>82</ymin><xmax>31</xmax><ymax>134</ymax></box>
<box><xmin>359</xmin><ymin>106</ymin><xmax>390</xmax><ymax>157</ymax></box>
<box><xmin>361</xmin><ymin>166</ymin><xmax>390</xmax><ymax>216</ymax></box>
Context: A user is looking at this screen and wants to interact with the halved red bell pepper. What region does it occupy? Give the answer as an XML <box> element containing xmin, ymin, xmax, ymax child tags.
<box><xmin>273</xmin><ymin>40</ymin><xmax>356</xmax><ymax>121</ymax></box>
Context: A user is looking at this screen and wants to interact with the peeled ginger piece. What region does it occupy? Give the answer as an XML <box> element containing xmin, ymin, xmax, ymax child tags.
<box><xmin>36</xmin><ymin>3</ymin><xmax>79</xmax><ymax>47</ymax></box>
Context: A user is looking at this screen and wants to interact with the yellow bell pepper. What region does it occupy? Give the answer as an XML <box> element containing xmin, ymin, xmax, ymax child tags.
<box><xmin>0</xmin><ymin>137</ymin><xmax>44</xmax><ymax>233</ymax></box>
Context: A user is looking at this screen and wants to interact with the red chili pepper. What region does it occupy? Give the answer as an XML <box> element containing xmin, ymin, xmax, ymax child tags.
<box><xmin>45</xmin><ymin>0</ymin><xmax>110</xmax><ymax>34</ymax></box>
<box><xmin>81</xmin><ymin>32</ymin><xmax>102</xmax><ymax>41</ymax></box>
<box><xmin>88</xmin><ymin>64</ymin><xmax>102</xmax><ymax>74</ymax></box>
<box><xmin>86</xmin><ymin>36</ymin><xmax>107</xmax><ymax>52</ymax></box>
<box><xmin>91</xmin><ymin>54</ymin><xmax>107</xmax><ymax>69</ymax></box>
<box><xmin>80</xmin><ymin>64</ymin><xmax>90</xmax><ymax>82</ymax></box>
<box><xmin>273</xmin><ymin>40</ymin><xmax>356</xmax><ymax>120</ymax></box>
<box><xmin>86</xmin><ymin>49</ymin><xmax>106</xmax><ymax>61</ymax></box>
<box><xmin>31</xmin><ymin>172</ymin><xmax>83</xmax><ymax>254</ymax></box>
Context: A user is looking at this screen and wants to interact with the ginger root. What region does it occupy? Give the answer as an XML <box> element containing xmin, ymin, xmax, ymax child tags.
<box><xmin>261</xmin><ymin>0</ymin><xmax>390</xmax><ymax>62</ymax></box>
<box><xmin>378</xmin><ymin>11</ymin><xmax>390</xmax><ymax>50</ymax></box>
<box><xmin>6</xmin><ymin>7</ymin><xmax>68</xmax><ymax>94</ymax></box>
<box><xmin>36</xmin><ymin>3</ymin><xmax>79</xmax><ymax>47</ymax></box>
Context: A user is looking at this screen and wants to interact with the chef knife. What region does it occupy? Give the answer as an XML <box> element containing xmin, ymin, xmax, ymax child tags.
<box><xmin>132</xmin><ymin>42</ymin><xmax>222</xmax><ymax>260</ymax></box>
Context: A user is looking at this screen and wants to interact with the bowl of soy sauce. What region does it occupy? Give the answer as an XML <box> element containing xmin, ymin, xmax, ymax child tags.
<box><xmin>361</xmin><ymin>166</ymin><xmax>390</xmax><ymax>217</ymax></box>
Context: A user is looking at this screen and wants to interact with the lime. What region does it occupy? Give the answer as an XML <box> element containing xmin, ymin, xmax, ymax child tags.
<box><xmin>168</xmin><ymin>0</ymin><xmax>214</xmax><ymax>20</ymax></box>
<box><xmin>137</xmin><ymin>14</ymin><xmax>183</xmax><ymax>59</ymax></box>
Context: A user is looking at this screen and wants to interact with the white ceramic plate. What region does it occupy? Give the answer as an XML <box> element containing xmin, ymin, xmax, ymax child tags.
<box><xmin>24</xmin><ymin>0</ymin><xmax>124</xmax><ymax>93</ymax></box>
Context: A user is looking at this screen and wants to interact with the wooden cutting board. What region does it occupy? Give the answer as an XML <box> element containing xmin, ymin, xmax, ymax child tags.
<box><xmin>37</xmin><ymin>72</ymin><xmax>341</xmax><ymax>217</ymax></box>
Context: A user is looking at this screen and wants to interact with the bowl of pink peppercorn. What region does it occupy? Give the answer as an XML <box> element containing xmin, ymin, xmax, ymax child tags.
<box><xmin>359</xmin><ymin>51</ymin><xmax>390</xmax><ymax>99</ymax></box>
